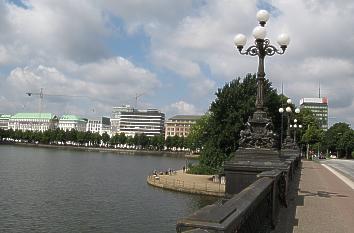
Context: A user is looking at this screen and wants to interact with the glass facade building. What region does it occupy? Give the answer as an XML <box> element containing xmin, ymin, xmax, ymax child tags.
<box><xmin>300</xmin><ymin>97</ymin><xmax>328</xmax><ymax>130</ymax></box>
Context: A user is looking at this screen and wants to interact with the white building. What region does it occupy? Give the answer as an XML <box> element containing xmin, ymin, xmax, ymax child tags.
<box><xmin>111</xmin><ymin>105</ymin><xmax>165</xmax><ymax>137</ymax></box>
<box><xmin>59</xmin><ymin>115</ymin><xmax>87</xmax><ymax>132</ymax></box>
<box><xmin>86</xmin><ymin>117</ymin><xmax>111</xmax><ymax>135</ymax></box>
<box><xmin>0</xmin><ymin>114</ymin><xmax>11</xmax><ymax>130</ymax></box>
<box><xmin>8</xmin><ymin>113</ymin><xmax>58</xmax><ymax>132</ymax></box>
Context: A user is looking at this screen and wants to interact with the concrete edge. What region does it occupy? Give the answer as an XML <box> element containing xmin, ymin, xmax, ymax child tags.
<box><xmin>146</xmin><ymin>176</ymin><xmax>225</xmax><ymax>197</ymax></box>
<box><xmin>321</xmin><ymin>164</ymin><xmax>354</xmax><ymax>190</ymax></box>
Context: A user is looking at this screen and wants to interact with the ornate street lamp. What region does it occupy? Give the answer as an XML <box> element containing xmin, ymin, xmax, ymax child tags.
<box><xmin>279</xmin><ymin>99</ymin><xmax>300</xmax><ymax>148</ymax></box>
<box><xmin>292</xmin><ymin>119</ymin><xmax>302</xmax><ymax>144</ymax></box>
<box><xmin>279</xmin><ymin>107</ymin><xmax>284</xmax><ymax>147</ymax></box>
<box><xmin>235</xmin><ymin>10</ymin><xmax>290</xmax><ymax>149</ymax></box>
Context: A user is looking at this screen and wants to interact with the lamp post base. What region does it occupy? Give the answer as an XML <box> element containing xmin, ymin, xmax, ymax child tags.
<box><xmin>224</xmin><ymin>148</ymin><xmax>290</xmax><ymax>195</ymax></box>
<box><xmin>239</xmin><ymin>110</ymin><xmax>277</xmax><ymax>149</ymax></box>
<box><xmin>282</xmin><ymin>136</ymin><xmax>296</xmax><ymax>149</ymax></box>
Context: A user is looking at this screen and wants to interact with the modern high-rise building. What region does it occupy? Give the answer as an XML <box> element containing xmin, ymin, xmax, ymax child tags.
<box><xmin>299</xmin><ymin>97</ymin><xmax>328</xmax><ymax>130</ymax></box>
<box><xmin>164</xmin><ymin>115</ymin><xmax>202</xmax><ymax>139</ymax></box>
<box><xmin>8</xmin><ymin>113</ymin><xmax>59</xmax><ymax>132</ymax></box>
<box><xmin>111</xmin><ymin>105</ymin><xmax>165</xmax><ymax>137</ymax></box>
<box><xmin>58</xmin><ymin>115</ymin><xmax>88</xmax><ymax>132</ymax></box>
<box><xmin>86</xmin><ymin>117</ymin><xmax>111</xmax><ymax>135</ymax></box>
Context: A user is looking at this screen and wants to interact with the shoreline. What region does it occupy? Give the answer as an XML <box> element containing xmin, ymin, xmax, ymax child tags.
<box><xmin>0</xmin><ymin>142</ymin><xmax>199</xmax><ymax>158</ymax></box>
<box><xmin>147</xmin><ymin>170</ymin><xmax>225</xmax><ymax>197</ymax></box>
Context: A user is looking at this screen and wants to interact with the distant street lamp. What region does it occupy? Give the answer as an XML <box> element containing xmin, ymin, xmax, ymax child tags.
<box><xmin>234</xmin><ymin>10</ymin><xmax>290</xmax><ymax>148</ymax></box>
<box><xmin>279</xmin><ymin>107</ymin><xmax>284</xmax><ymax>147</ymax></box>
<box><xmin>279</xmin><ymin>98</ymin><xmax>300</xmax><ymax>147</ymax></box>
<box><xmin>290</xmin><ymin>119</ymin><xmax>302</xmax><ymax>144</ymax></box>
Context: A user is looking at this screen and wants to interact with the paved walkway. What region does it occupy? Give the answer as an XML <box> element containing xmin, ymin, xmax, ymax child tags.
<box><xmin>273</xmin><ymin>160</ymin><xmax>354</xmax><ymax>233</ymax></box>
<box><xmin>147</xmin><ymin>170</ymin><xmax>225</xmax><ymax>197</ymax></box>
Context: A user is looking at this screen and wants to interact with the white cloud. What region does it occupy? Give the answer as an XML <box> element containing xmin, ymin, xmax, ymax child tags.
<box><xmin>2</xmin><ymin>57</ymin><xmax>160</xmax><ymax>116</ymax></box>
<box><xmin>1</xmin><ymin>0</ymin><xmax>110</xmax><ymax>65</ymax></box>
<box><xmin>188</xmin><ymin>79</ymin><xmax>216</xmax><ymax>98</ymax></box>
<box><xmin>163</xmin><ymin>100</ymin><xmax>201</xmax><ymax>118</ymax></box>
<box><xmin>142</xmin><ymin>0</ymin><xmax>354</xmax><ymax>126</ymax></box>
<box><xmin>1</xmin><ymin>0</ymin><xmax>354</xmax><ymax>126</ymax></box>
<box><xmin>100</xmin><ymin>0</ymin><xmax>196</xmax><ymax>33</ymax></box>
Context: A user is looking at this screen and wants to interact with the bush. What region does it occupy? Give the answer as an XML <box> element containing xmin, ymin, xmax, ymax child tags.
<box><xmin>187</xmin><ymin>164</ymin><xmax>217</xmax><ymax>175</ymax></box>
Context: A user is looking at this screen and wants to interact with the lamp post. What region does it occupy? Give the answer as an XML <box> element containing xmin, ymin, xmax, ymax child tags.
<box><xmin>291</xmin><ymin>119</ymin><xmax>302</xmax><ymax>144</ymax></box>
<box><xmin>234</xmin><ymin>10</ymin><xmax>290</xmax><ymax>149</ymax></box>
<box><xmin>279</xmin><ymin>107</ymin><xmax>284</xmax><ymax>147</ymax></box>
<box><xmin>279</xmin><ymin>98</ymin><xmax>300</xmax><ymax>148</ymax></box>
<box><xmin>235</xmin><ymin>10</ymin><xmax>289</xmax><ymax>115</ymax></box>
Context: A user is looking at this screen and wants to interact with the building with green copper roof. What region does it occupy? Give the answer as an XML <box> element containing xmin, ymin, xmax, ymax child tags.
<box><xmin>59</xmin><ymin>115</ymin><xmax>88</xmax><ymax>132</ymax></box>
<box><xmin>8</xmin><ymin>112</ymin><xmax>58</xmax><ymax>132</ymax></box>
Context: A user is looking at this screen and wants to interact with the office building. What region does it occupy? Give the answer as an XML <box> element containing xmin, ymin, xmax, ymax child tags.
<box><xmin>111</xmin><ymin>105</ymin><xmax>165</xmax><ymax>137</ymax></box>
<box><xmin>86</xmin><ymin>117</ymin><xmax>111</xmax><ymax>135</ymax></box>
<box><xmin>8</xmin><ymin>113</ymin><xmax>59</xmax><ymax>132</ymax></box>
<box><xmin>300</xmin><ymin>97</ymin><xmax>328</xmax><ymax>130</ymax></box>
<box><xmin>59</xmin><ymin>115</ymin><xmax>88</xmax><ymax>132</ymax></box>
<box><xmin>165</xmin><ymin>115</ymin><xmax>202</xmax><ymax>139</ymax></box>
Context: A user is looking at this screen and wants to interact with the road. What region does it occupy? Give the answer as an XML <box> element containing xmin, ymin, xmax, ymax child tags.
<box><xmin>321</xmin><ymin>159</ymin><xmax>354</xmax><ymax>181</ymax></box>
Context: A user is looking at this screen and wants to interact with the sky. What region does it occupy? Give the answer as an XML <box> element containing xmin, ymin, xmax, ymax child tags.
<box><xmin>0</xmin><ymin>0</ymin><xmax>353</xmax><ymax>127</ymax></box>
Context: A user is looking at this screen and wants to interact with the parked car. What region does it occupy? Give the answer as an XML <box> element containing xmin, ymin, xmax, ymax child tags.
<box><xmin>330</xmin><ymin>155</ymin><xmax>337</xmax><ymax>159</ymax></box>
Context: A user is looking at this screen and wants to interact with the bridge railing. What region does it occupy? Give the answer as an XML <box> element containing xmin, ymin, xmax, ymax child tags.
<box><xmin>176</xmin><ymin>170</ymin><xmax>285</xmax><ymax>233</ymax></box>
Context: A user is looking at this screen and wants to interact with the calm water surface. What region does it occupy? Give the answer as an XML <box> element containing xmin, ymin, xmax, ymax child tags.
<box><xmin>0</xmin><ymin>145</ymin><xmax>217</xmax><ymax>233</ymax></box>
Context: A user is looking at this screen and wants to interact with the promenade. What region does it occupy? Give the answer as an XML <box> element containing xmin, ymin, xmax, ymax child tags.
<box><xmin>273</xmin><ymin>160</ymin><xmax>354</xmax><ymax>233</ymax></box>
<box><xmin>147</xmin><ymin>170</ymin><xmax>225</xmax><ymax>197</ymax></box>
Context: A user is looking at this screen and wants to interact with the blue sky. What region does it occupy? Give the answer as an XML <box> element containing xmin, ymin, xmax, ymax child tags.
<box><xmin>0</xmin><ymin>0</ymin><xmax>354</xmax><ymax>127</ymax></box>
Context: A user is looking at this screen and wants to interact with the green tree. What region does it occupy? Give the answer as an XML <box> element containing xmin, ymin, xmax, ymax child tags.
<box><xmin>101</xmin><ymin>132</ymin><xmax>110</xmax><ymax>146</ymax></box>
<box><xmin>150</xmin><ymin>135</ymin><xmax>162</xmax><ymax>150</ymax></box>
<box><xmin>296</xmin><ymin>108</ymin><xmax>320</xmax><ymax>150</ymax></box>
<box><xmin>197</xmin><ymin>73</ymin><xmax>282</xmax><ymax>171</ymax></box>
<box><xmin>337</xmin><ymin>129</ymin><xmax>354</xmax><ymax>159</ymax></box>
<box><xmin>165</xmin><ymin>136</ymin><xmax>173</xmax><ymax>150</ymax></box>
<box><xmin>322</xmin><ymin>122</ymin><xmax>351</xmax><ymax>157</ymax></box>
<box><xmin>118</xmin><ymin>133</ymin><xmax>127</xmax><ymax>145</ymax></box>
<box><xmin>110</xmin><ymin>133</ymin><xmax>118</xmax><ymax>146</ymax></box>
<box><xmin>126</xmin><ymin>136</ymin><xmax>134</xmax><ymax>148</ymax></box>
<box><xmin>91</xmin><ymin>132</ymin><xmax>101</xmax><ymax>146</ymax></box>
<box><xmin>302</xmin><ymin>125</ymin><xmax>323</xmax><ymax>145</ymax></box>
<box><xmin>156</xmin><ymin>135</ymin><xmax>165</xmax><ymax>150</ymax></box>
<box><xmin>186</xmin><ymin>114</ymin><xmax>210</xmax><ymax>152</ymax></box>
<box><xmin>66</xmin><ymin>129</ymin><xmax>77</xmax><ymax>144</ymax></box>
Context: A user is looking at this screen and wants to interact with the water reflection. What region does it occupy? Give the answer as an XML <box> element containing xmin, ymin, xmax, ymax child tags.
<box><xmin>0</xmin><ymin>145</ymin><xmax>217</xmax><ymax>233</ymax></box>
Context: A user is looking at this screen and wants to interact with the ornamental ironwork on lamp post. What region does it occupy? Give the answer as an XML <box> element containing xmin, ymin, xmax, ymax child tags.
<box><xmin>279</xmin><ymin>98</ymin><xmax>300</xmax><ymax>149</ymax></box>
<box><xmin>234</xmin><ymin>10</ymin><xmax>290</xmax><ymax>149</ymax></box>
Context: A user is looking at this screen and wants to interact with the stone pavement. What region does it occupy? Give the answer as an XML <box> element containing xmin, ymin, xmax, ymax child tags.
<box><xmin>147</xmin><ymin>170</ymin><xmax>225</xmax><ymax>197</ymax></box>
<box><xmin>273</xmin><ymin>160</ymin><xmax>354</xmax><ymax>233</ymax></box>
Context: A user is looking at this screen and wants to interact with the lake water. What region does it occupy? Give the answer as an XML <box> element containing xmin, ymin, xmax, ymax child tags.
<box><xmin>0</xmin><ymin>145</ymin><xmax>217</xmax><ymax>233</ymax></box>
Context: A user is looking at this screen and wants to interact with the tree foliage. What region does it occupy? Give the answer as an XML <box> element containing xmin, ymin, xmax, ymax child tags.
<box><xmin>0</xmin><ymin>128</ymin><xmax>187</xmax><ymax>151</ymax></box>
<box><xmin>322</xmin><ymin>122</ymin><xmax>353</xmax><ymax>158</ymax></box>
<box><xmin>196</xmin><ymin>73</ymin><xmax>283</xmax><ymax>171</ymax></box>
